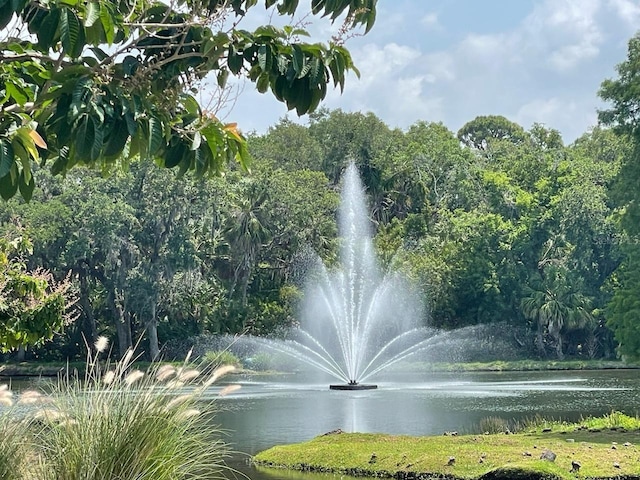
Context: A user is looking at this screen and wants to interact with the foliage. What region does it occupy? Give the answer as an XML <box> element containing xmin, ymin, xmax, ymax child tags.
<box><xmin>0</xmin><ymin>0</ymin><xmax>376</xmax><ymax>199</ymax></box>
<box><xmin>0</xmin><ymin>337</ymin><xmax>237</xmax><ymax>480</ymax></box>
<box><xmin>606</xmin><ymin>244</ymin><xmax>640</xmax><ymax>361</ymax></box>
<box><xmin>0</xmin><ymin>231</ymin><xmax>72</xmax><ymax>352</ymax></box>
<box><xmin>599</xmin><ymin>32</ymin><xmax>640</xmax><ymax>359</ymax></box>
<box><xmin>0</xmin><ymin>106</ymin><xmax>628</xmax><ymax>361</ymax></box>
<box><xmin>457</xmin><ymin>115</ymin><xmax>528</xmax><ymax>150</ymax></box>
<box><xmin>203</xmin><ymin>349</ymin><xmax>242</xmax><ymax>368</ymax></box>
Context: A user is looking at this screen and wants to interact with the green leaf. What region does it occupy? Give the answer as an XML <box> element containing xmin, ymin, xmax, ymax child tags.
<box><xmin>292</xmin><ymin>44</ymin><xmax>305</xmax><ymax>76</ymax></box>
<box><xmin>227</xmin><ymin>45</ymin><xmax>243</xmax><ymax>74</ymax></box>
<box><xmin>256</xmin><ymin>72</ymin><xmax>270</xmax><ymax>93</ymax></box>
<box><xmin>99</xmin><ymin>4</ymin><xmax>115</xmax><ymax>44</ymax></box>
<box><xmin>18</xmin><ymin>169</ymin><xmax>35</xmax><ymax>202</ymax></box>
<box><xmin>75</xmin><ymin>116</ymin><xmax>95</xmax><ymax>160</ymax></box>
<box><xmin>183</xmin><ymin>95</ymin><xmax>201</xmax><ymax>116</ymax></box>
<box><xmin>84</xmin><ymin>1</ymin><xmax>99</xmax><ymax>27</ymax></box>
<box><xmin>258</xmin><ymin>44</ymin><xmax>272</xmax><ymax>71</ymax></box>
<box><xmin>90</xmin><ymin>117</ymin><xmax>103</xmax><ymax>161</ymax></box>
<box><xmin>103</xmin><ymin>120</ymin><xmax>129</xmax><ymax>157</ymax></box>
<box><xmin>0</xmin><ymin>139</ymin><xmax>14</xmax><ymax>178</ymax></box>
<box><xmin>37</xmin><ymin>8</ymin><xmax>60</xmax><ymax>50</ymax></box>
<box><xmin>5</xmin><ymin>83</ymin><xmax>28</xmax><ymax>105</ymax></box>
<box><xmin>59</xmin><ymin>8</ymin><xmax>81</xmax><ymax>55</ymax></box>
<box><xmin>217</xmin><ymin>68</ymin><xmax>229</xmax><ymax>88</ymax></box>
<box><xmin>0</xmin><ymin>166</ymin><xmax>18</xmax><ymax>200</ymax></box>
<box><xmin>165</xmin><ymin>142</ymin><xmax>185</xmax><ymax>168</ymax></box>
<box><xmin>148</xmin><ymin>116</ymin><xmax>163</xmax><ymax>156</ymax></box>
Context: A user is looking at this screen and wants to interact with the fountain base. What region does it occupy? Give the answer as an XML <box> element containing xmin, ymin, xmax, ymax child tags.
<box><xmin>329</xmin><ymin>383</ymin><xmax>377</xmax><ymax>390</ymax></box>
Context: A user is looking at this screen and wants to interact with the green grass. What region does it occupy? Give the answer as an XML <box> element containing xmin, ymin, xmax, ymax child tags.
<box><xmin>254</xmin><ymin>412</ymin><xmax>640</xmax><ymax>480</ymax></box>
<box><xmin>412</xmin><ymin>359</ymin><xmax>639</xmax><ymax>372</ymax></box>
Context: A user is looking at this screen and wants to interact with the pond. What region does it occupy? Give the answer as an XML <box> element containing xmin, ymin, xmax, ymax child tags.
<box><xmin>5</xmin><ymin>369</ymin><xmax>640</xmax><ymax>480</ymax></box>
<box><xmin>213</xmin><ymin>369</ymin><xmax>640</xmax><ymax>480</ymax></box>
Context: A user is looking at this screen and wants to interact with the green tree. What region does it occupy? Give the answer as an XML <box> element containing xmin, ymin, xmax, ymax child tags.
<box><xmin>457</xmin><ymin>115</ymin><xmax>528</xmax><ymax>151</ymax></box>
<box><xmin>0</xmin><ymin>0</ymin><xmax>375</xmax><ymax>199</ymax></box>
<box><xmin>521</xmin><ymin>267</ymin><xmax>594</xmax><ymax>359</ymax></box>
<box><xmin>0</xmin><ymin>231</ymin><xmax>71</xmax><ymax>351</ymax></box>
<box><xmin>598</xmin><ymin>32</ymin><xmax>640</xmax><ymax>358</ymax></box>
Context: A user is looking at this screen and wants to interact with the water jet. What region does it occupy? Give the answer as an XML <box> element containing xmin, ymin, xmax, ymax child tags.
<box><xmin>235</xmin><ymin>163</ymin><xmax>443</xmax><ymax>388</ymax></box>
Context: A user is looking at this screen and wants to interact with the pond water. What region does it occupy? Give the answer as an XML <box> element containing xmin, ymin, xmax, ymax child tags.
<box><xmin>213</xmin><ymin>369</ymin><xmax>640</xmax><ymax>480</ymax></box>
<box><xmin>5</xmin><ymin>369</ymin><xmax>640</xmax><ymax>480</ymax></box>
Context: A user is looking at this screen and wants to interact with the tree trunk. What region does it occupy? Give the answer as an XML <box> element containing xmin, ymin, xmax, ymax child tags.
<box><xmin>147</xmin><ymin>299</ymin><xmax>160</xmax><ymax>361</ymax></box>
<box><xmin>535</xmin><ymin>321</ymin><xmax>546</xmax><ymax>357</ymax></box>
<box><xmin>78</xmin><ymin>272</ymin><xmax>97</xmax><ymax>343</ymax></box>
<box><xmin>554</xmin><ymin>332</ymin><xmax>565</xmax><ymax>360</ymax></box>
<box><xmin>112</xmin><ymin>291</ymin><xmax>132</xmax><ymax>358</ymax></box>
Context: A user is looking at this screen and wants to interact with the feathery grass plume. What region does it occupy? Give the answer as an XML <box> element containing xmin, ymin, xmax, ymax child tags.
<box><xmin>29</xmin><ymin>351</ymin><xmax>236</xmax><ymax>480</ymax></box>
<box><xmin>155</xmin><ymin>364</ymin><xmax>176</xmax><ymax>381</ymax></box>
<box><xmin>178</xmin><ymin>368</ymin><xmax>200</xmax><ymax>382</ymax></box>
<box><xmin>124</xmin><ymin>369</ymin><xmax>144</xmax><ymax>386</ymax></box>
<box><xmin>94</xmin><ymin>336</ymin><xmax>109</xmax><ymax>353</ymax></box>
<box><xmin>17</xmin><ymin>390</ymin><xmax>49</xmax><ymax>405</ymax></box>
<box><xmin>102</xmin><ymin>370</ymin><xmax>116</xmax><ymax>385</ymax></box>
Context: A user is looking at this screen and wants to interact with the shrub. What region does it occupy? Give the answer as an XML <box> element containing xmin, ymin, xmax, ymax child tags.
<box><xmin>20</xmin><ymin>337</ymin><xmax>237</xmax><ymax>480</ymax></box>
<box><xmin>203</xmin><ymin>350</ymin><xmax>242</xmax><ymax>369</ymax></box>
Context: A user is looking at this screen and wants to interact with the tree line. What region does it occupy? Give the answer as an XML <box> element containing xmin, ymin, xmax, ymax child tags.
<box><xmin>0</xmin><ymin>102</ymin><xmax>634</xmax><ymax>362</ymax></box>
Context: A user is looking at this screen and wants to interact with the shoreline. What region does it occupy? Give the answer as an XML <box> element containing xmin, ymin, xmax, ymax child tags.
<box><xmin>1</xmin><ymin>359</ymin><xmax>638</xmax><ymax>377</ymax></box>
<box><xmin>253</xmin><ymin>413</ymin><xmax>640</xmax><ymax>480</ymax></box>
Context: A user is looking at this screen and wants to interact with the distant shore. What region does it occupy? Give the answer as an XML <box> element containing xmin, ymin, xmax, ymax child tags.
<box><xmin>1</xmin><ymin>358</ymin><xmax>638</xmax><ymax>377</ymax></box>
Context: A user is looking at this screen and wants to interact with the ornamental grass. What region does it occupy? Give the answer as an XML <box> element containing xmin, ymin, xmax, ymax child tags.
<box><xmin>0</xmin><ymin>337</ymin><xmax>237</xmax><ymax>480</ymax></box>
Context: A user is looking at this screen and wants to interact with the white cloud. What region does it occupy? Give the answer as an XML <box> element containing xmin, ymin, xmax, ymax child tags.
<box><xmin>420</xmin><ymin>12</ymin><xmax>441</xmax><ymax>31</ymax></box>
<box><xmin>608</xmin><ymin>0</ymin><xmax>640</xmax><ymax>30</ymax></box>
<box><xmin>222</xmin><ymin>0</ymin><xmax>635</xmax><ymax>143</ymax></box>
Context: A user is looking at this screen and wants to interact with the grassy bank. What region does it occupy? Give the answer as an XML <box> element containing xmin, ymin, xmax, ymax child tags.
<box><xmin>422</xmin><ymin>359</ymin><xmax>639</xmax><ymax>372</ymax></box>
<box><xmin>254</xmin><ymin>412</ymin><xmax>640</xmax><ymax>479</ymax></box>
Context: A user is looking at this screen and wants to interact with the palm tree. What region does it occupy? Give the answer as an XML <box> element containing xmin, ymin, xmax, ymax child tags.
<box><xmin>224</xmin><ymin>180</ymin><xmax>272</xmax><ymax>306</ymax></box>
<box><xmin>521</xmin><ymin>267</ymin><xmax>594</xmax><ymax>359</ymax></box>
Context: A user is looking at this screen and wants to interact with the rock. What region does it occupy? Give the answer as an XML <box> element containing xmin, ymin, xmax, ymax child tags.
<box><xmin>522</xmin><ymin>451</ymin><xmax>532</xmax><ymax>457</ymax></box>
<box><xmin>540</xmin><ymin>449</ymin><xmax>556</xmax><ymax>462</ymax></box>
<box><xmin>613</xmin><ymin>462</ymin><xmax>621</xmax><ymax>469</ymax></box>
<box><xmin>624</xmin><ymin>441</ymin><xmax>633</xmax><ymax>447</ymax></box>
<box><xmin>369</xmin><ymin>453</ymin><xmax>377</xmax><ymax>464</ymax></box>
<box><xmin>570</xmin><ymin>460</ymin><xmax>581</xmax><ymax>473</ymax></box>
<box><xmin>478</xmin><ymin>457</ymin><xmax>484</xmax><ymax>464</ymax></box>
<box><xmin>566</xmin><ymin>438</ymin><xmax>575</xmax><ymax>443</ymax></box>
<box><xmin>322</xmin><ymin>429</ymin><xmax>343</xmax><ymax>436</ymax></box>
<box><xmin>542</xmin><ymin>428</ymin><xmax>552</xmax><ymax>433</ymax></box>
<box><xmin>446</xmin><ymin>457</ymin><xmax>456</xmax><ymax>466</ymax></box>
<box><xmin>444</xmin><ymin>431</ymin><xmax>458</xmax><ymax>436</ymax></box>
<box><xmin>611</xmin><ymin>444</ymin><xmax>617</xmax><ymax>450</ymax></box>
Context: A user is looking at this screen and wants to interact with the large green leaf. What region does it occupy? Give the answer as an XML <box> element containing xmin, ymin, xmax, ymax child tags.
<box><xmin>292</xmin><ymin>44</ymin><xmax>305</xmax><ymax>77</ymax></box>
<box><xmin>18</xmin><ymin>169</ymin><xmax>35</xmax><ymax>202</ymax></box>
<box><xmin>0</xmin><ymin>139</ymin><xmax>14</xmax><ymax>178</ymax></box>
<box><xmin>148</xmin><ymin>116</ymin><xmax>163</xmax><ymax>156</ymax></box>
<box><xmin>36</xmin><ymin>8</ymin><xmax>60</xmax><ymax>50</ymax></box>
<box><xmin>84</xmin><ymin>1</ymin><xmax>100</xmax><ymax>27</ymax></box>
<box><xmin>0</xmin><ymin>165</ymin><xmax>18</xmax><ymax>200</ymax></box>
<box><xmin>103</xmin><ymin>120</ymin><xmax>129</xmax><ymax>158</ymax></box>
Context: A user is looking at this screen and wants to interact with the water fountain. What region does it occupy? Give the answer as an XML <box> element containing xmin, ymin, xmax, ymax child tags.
<box><xmin>239</xmin><ymin>163</ymin><xmax>446</xmax><ymax>389</ymax></box>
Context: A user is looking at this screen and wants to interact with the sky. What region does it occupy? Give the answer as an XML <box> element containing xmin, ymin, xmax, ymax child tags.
<box><xmin>213</xmin><ymin>0</ymin><xmax>640</xmax><ymax>144</ymax></box>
